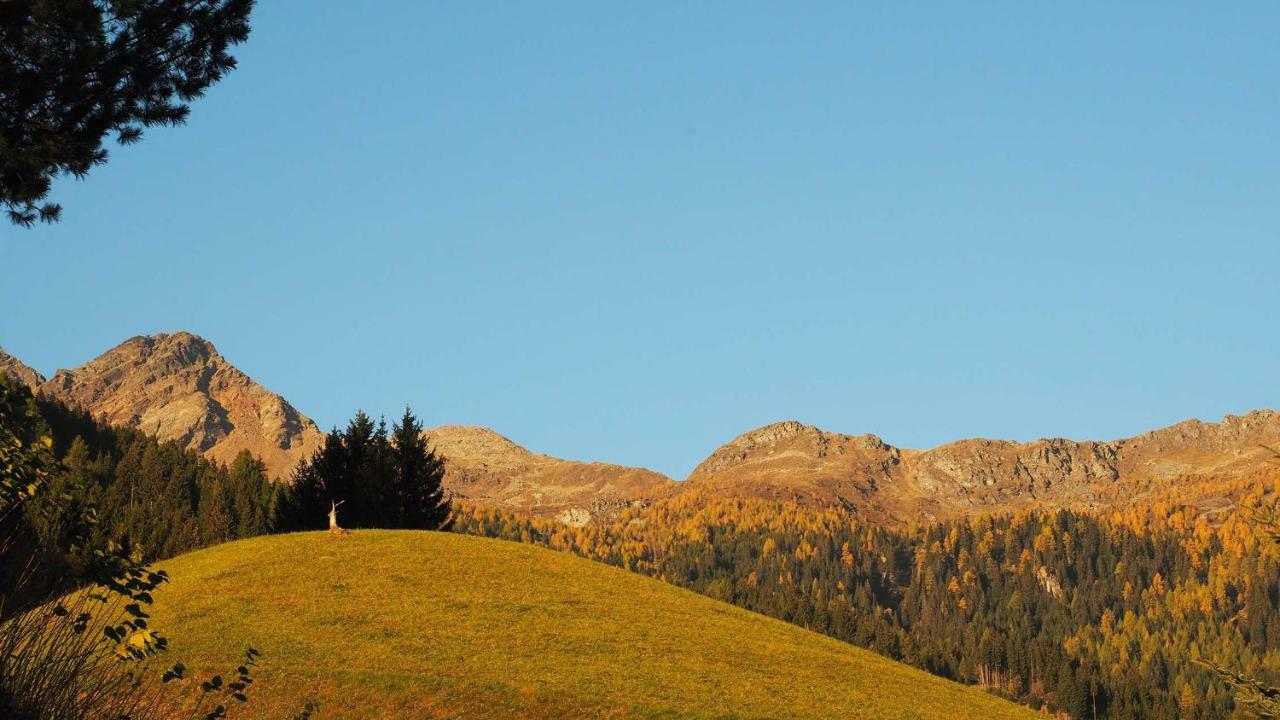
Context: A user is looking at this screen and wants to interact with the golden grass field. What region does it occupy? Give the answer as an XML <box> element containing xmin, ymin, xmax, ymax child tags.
<box><xmin>149</xmin><ymin>530</ymin><xmax>1037</xmax><ymax>719</ymax></box>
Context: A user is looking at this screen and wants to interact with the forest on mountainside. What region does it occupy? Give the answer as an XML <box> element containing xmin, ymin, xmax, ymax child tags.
<box><xmin>4</xmin><ymin>395</ymin><xmax>281</xmax><ymax>606</ymax></box>
<box><xmin>456</xmin><ymin>489</ymin><xmax>1280</xmax><ymax>719</ymax></box>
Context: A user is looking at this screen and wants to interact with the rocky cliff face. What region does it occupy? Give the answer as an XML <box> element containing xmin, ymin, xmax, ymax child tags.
<box><xmin>683</xmin><ymin>413</ymin><xmax>1280</xmax><ymax>523</ymax></box>
<box><xmin>426</xmin><ymin>425</ymin><xmax>674</xmax><ymax>522</ymax></box>
<box><xmin>0</xmin><ymin>348</ymin><xmax>45</xmax><ymax>390</ymax></box>
<box><xmin>36</xmin><ymin>332</ymin><xmax>324</xmax><ymax>480</ymax></box>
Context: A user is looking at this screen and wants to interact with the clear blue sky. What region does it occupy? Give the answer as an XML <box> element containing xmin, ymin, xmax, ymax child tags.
<box><xmin>2</xmin><ymin>2</ymin><xmax>1278</xmax><ymax>478</ymax></box>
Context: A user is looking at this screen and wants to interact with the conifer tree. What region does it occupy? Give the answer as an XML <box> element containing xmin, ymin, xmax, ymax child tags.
<box><xmin>391</xmin><ymin>407</ymin><xmax>451</xmax><ymax>530</ymax></box>
<box><xmin>285</xmin><ymin>429</ymin><xmax>346</xmax><ymax>531</ymax></box>
<box><xmin>228</xmin><ymin>450</ymin><xmax>273</xmax><ymax>537</ymax></box>
<box><xmin>1</xmin><ymin>0</ymin><xmax>255</xmax><ymax>225</ymax></box>
<box><xmin>198</xmin><ymin>475</ymin><xmax>236</xmax><ymax>545</ymax></box>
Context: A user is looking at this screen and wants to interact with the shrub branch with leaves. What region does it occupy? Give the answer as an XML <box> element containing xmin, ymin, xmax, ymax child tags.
<box><xmin>0</xmin><ymin>376</ymin><xmax>263</xmax><ymax>719</ymax></box>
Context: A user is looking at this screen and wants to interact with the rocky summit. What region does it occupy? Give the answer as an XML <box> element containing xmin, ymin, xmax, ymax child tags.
<box><xmin>35</xmin><ymin>332</ymin><xmax>324</xmax><ymax>480</ymax></box>
<box><xmin>424</xmin><ymin>425</ymin><xmax>673</xmax><ymax>523</ymax></box>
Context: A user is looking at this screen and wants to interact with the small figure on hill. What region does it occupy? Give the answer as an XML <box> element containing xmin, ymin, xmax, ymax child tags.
<box><xmin>328</xmin><ymin>500</ymin><xmax>350</xmax><ymax>536</ymax></box>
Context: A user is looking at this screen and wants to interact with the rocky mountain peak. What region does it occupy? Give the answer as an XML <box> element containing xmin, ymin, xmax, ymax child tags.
<box><xmin>36</xmin><ymin>331</ymin><xmax>323</xmax><ymax>480</ymax></box>
<box><xmin>136</xmin><ymin>331</ymin><xmax>218</xmax><ymax>366</ymax></box>
<box><xmin>690</xmin><ymin>420</ymin><xmax>892</xmax><ymax>478</ymax></box>
<box><xmin>737</xmin><ymin>420</ymin><xmax>821</xmax><ymax>445</ymax></box>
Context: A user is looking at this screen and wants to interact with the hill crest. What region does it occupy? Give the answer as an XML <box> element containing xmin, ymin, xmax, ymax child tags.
<box><xmin>150</xmin><ymin>530</ymin><xmax>1037</xmax><ymax>719</ymax></box>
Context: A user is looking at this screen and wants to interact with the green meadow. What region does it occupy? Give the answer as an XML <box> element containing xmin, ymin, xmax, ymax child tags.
<box><xmin>150</xmin><ymin>530</ymin><xmax>1037</xmax><ymax>719</ymax></box>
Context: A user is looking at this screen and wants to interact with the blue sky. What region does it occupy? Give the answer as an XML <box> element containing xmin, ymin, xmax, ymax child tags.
<box><xmin>2</xmin><ymin>2</ymin><xmax>1277</xmax><ymax>478</ymax></box>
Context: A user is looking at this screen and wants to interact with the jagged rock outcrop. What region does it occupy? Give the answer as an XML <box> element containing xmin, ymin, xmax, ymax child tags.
<box><xmin>36</xmin><ymin>332</ymin><xmax>324</xmax><ymax>480</ymax></box>
<box><xmin>0</xmin><ymin>348</ymin><xmax>45</xmax><ymax>390</ymax></box>
<box><xmin>426</xmin><ymin>425</ymin><xmax>673</xmax><ymax>520</ymax></box>
<box><xmin>682</xmin><ymin>412</ymin><xmax>1280</xmax><ymax>524</ymax></box>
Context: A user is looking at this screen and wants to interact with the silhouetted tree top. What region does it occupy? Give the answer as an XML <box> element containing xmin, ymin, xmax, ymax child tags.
<box><xmin>0</xmin><ymin>0</ymin><xmax>254</xmax><ymax>226</ymax></box>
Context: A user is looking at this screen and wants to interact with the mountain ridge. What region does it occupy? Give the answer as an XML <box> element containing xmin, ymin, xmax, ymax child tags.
<box><xmin>4</xmin><ymin>334</ymin><xmax>673</xmax><ymax>518</ymax></box>
<box><xmin>9</xmin><ymin>332</ymin><xmax>1278</xmax><ymax>524</ymax></box>
<box><xmin>683</xmin><ymin>411</ymin><xmax>1280</xmax><ymax>523</ymax></box>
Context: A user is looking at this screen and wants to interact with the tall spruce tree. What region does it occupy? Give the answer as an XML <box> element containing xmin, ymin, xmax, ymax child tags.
<box><xmin>391</xmin><ymin>407</ymin><xmax>451</xmax><ymax>530</ymax></box>
<box><xmin>1</xmin><ymin>0</ymin><xmax>255</xmax><ymax>226</ymax></box>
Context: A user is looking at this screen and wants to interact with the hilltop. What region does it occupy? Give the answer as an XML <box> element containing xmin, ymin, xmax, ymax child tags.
<box><xmin>149</xmin><ymin>531</ymin><xmax>1036</xmax><ymax>719</ymax></box>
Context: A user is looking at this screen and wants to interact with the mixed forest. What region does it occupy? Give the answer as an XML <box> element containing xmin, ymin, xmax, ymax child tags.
<box><xmin>455</xmin><ymin>488</ymin><xmax>1280</xmax><ymax>719</ymax></box>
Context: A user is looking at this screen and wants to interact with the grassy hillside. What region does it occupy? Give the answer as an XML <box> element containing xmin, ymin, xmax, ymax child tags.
<box><xmin>150</xmin><ymin>531</ymin><xmax>1036</xmax><ymax>719</ymax></box>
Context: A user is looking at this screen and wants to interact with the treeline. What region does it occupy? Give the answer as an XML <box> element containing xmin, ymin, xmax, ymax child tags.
<box><xmin>455</xmin><ymin>491</ymin><xmax>1280</xmax><ymax>719</ymax></box>
<box><xmin>12</xmin><ymin>396</ymin><xmax>280</xmax><ymax>600</ymax></box>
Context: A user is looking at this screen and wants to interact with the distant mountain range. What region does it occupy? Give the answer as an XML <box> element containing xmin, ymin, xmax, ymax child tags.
<box><xmin>3</xmin><ymin>332</ymin><xmax>1277</xmax><ymax>524</ymax></box>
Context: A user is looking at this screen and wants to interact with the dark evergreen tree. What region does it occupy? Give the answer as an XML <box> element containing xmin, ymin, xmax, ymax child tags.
<box><xmin>391</xmin><ymin>406</ymin><xmax>451</xmax><ymax>530</ymax></box>
<box><xmin>282</xmin><ymin>429</ymin><xmax>344</xmax><ymax>532</ymax></box>
<box><xmin>198</xmin><ymin>474</ymin><xmax>236</xmax><ymax>545</ymax></box>
<box><xmin>1</xmin><ymin>0</ymin><xmax>254</xmax><ymax>226</ymax></box>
